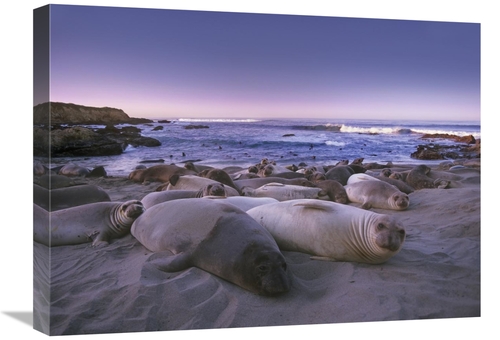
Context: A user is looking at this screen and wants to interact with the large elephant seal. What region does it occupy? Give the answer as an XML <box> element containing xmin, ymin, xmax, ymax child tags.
<box><xmin>33</xmin><ymin>183</ymin><xmax>111</xmax><ymax>211</ymax></box>
<box><xmin>34</xmin><ymin>173</ymin><xmax>85</xmax><ymax>189</ymax></box>
<box><xmin>128</xmin><ymin>164</ymin><xmax>196</xmax><ymax>184</ymax></box>
<box><xmin>345</xmin><ymin>180</ymin><xmax>410</xmax><ymax>210</ymax></box>
<box><xmin>130</xmin><ymin>199</ymin><xmax>291</xmax><ymax>295</ymax></box>
<box><xmin>242</xmin><ymin>183</ymin><xmax>329</xmax><ymax>201</ymax></box>
<box><xmin>247</xmin><ymin>199</ymin><xmax>406</xmax><ymax>264</ymax></box>
<box><xmin>34</xmin><ymin>200</ymin><xmax>145</xmax><ymax>247</ymax></box>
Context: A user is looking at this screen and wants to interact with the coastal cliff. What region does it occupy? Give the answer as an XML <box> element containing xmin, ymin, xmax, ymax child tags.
<box><xmin>33</xmin><ymin>102</ymin><xmax>153</xmax><ymax>125</ymax></box>
<box><xmin>33</xmin><ymin>102</ymin><xmax>160</xmax><ymax>157</ymax></box>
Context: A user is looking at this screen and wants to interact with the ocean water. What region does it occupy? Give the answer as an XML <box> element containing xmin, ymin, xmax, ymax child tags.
<box><xmin>46</xmin><ymin>118</ymin><xmax>481</xmax><ymax>177</ymax></box>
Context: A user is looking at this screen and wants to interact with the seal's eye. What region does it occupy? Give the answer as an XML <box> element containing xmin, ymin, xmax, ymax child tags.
<box><xmin>377</xmin><ymin>223</ymin><xmax>386</xmax><ymax>231</ymax></box>
<box><xmin>258</xmin><ymin>265</ymin><xmax>269</xmax><ymax>272</ymax></box>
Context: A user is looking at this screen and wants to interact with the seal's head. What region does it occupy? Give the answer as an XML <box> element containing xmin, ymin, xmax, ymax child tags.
<box><xmin>128</xmin><ymin>169</ymin><xmax>145</xmax><ymax>182</ymax></box>
<box><xmin>391</xmin><ymin>193</ymin><xmax>410</xmax><ymax>210</ymax></box>
<box><xmin>240</xmin><ymin>246</ymin><xmax>291</xmax><ymax>296</ymax></box>
<box><xmin>389</xmin><ymin>172</ymin><xmax>404</xmax><ymax>181</ymax></box>
<box><xmin>121</xmin><ymin>200</ymin><xmax>146</xmax><ymax>219</ymax></box>
<box><xmin>373</xmin><ymin>216</ymin><xmax>406</xmax><ymax>253</ymax></box>
<box><xmin>203</xmin><ymin>183</ymin><xmax>226</xmax><ymax>197</ymax></box>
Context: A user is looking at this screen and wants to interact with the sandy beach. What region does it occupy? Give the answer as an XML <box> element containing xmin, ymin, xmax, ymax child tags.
<box><xmin>32</xmin><ymin>161</ymin><xmax>481</xmax><ymax>336</ymax></box>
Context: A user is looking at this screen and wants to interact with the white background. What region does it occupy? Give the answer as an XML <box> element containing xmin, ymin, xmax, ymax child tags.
<box><xmin>0</xmin><ymin>1</ymin><xmax>496</xmax><ymax>339</ymax></box>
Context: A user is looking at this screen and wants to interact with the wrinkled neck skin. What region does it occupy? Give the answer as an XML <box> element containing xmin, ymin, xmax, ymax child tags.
<box><xmin>344</xmin><ymin>213</ymin><xmax>398</xmax><ymax>264</ymax></box>
<box><xmin>109</xmin><ymin>204</ymin><xmax>134</xmax><ymax>237</ymax></box>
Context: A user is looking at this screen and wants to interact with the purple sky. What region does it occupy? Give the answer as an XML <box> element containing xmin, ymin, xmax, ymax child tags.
<box><xmin>42</xmin><ymin>5</ymin><xmax>480</xmax><ymax>121</ymax></box>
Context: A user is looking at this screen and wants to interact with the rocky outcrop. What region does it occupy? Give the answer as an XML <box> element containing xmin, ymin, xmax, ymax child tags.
<box><xmin>33</xmin><ymin>125</ymin><xmax>162</xmax><ymax>157</ymax></box>
<box><xmin>420</xmin><ymin>133</ymin><xmax>476</xmax><ymax>144</ymax></box>
<box><xmin>33</xmin><ymin>102</ymin><xmax>153</xmax><ymax>125</ymax></box>
<box><xmin>411</xmin><ymin>139</ymin><xmax>481</xmax><ymax>161</ymax></box>
<box><xmin>33</xmin><ymin>102</ymin><xmax>161</xmax><ymax>157</ymax></box>
<box><xmin>33</xmin><ymin>126</ymin><xmax>125</xmax><ymax>157</ymax></box>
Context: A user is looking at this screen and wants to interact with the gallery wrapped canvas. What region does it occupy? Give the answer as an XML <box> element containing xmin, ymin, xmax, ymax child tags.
<box><xmin>33</xmin><ymin>4</ymin><xmax>480</xmax><ymax>336</ymax></box>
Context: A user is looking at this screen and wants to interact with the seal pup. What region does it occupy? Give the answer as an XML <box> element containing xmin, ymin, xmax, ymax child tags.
<box><xmin>314</xmin><ymin>180</ymin><xmax>348</xmax><ymax>204</ymax></box>
<box><xmin>131</xmin><ymin>199</ymin><xmax>291</xmax><ymax>295</ymax></box>
<box><xmin>34</xmin><ymin>200</ymin><xmax>145</xmax><ymax>247</ymax></box>
<box><xmin>159</xmin><ymin>175</ymin><xmax>240</xmax><ymax>196</ymax></box>
<box><xmin>33</xmin><ymin>183</ymin><xmax>111</xmax><ymax>211</ymax></box>
<box><xmin>242</xmin><ymin>183</ymin><xmax>329</xmax><ymax>201</ymax></box>
<box><xmin>34</xmin><ymin>160</ymin><xmax>48</xmax><ymax>176</ymax></box>
<box><xmin>406</xmin><ymin>165</ymin><xmax>450</xmax><ymax>190</ymax></box>
<box><xmin>324</xmin><ymin>165</ymin><xmax>354</xmax><ymax>185</ymax></box>
<box><xmin>247</xmin><ymin>199</ymin><xmax>406</xmax><ymax>264</ymax></box>
<box><xmin>58</xmin><ymin>163</ymin><xmax>90</xmax><ymax>177</ymax></box>
<box><xmin>141</xmin><ymin>183</ymin><xmax>227</xmax><ymax>209</ymax></box>
<box><xmin>128</xmin><ymin>164</ymin><xmax>196</xmax><ymax>184</ymax></box>
<box><xmin>198</xmin><ymin>168</ymin><xmax>242</xmax><ymax>194</ymax></box>
<box><xmin>344</xmin><ymin>180</ymin><xmax>410</xmax><ymax>210</ymax></box>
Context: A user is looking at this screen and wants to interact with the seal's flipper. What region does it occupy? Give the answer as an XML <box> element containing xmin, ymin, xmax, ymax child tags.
<box><xmin>360</xmin><ymin>202</ymin><xmax>372</xmax><ymax>210</ymax></box>
<box><xmin>148</xmin><ymin>251</ymin><xmax>192</xmax><ymax>272</ymax></box>
<box><xmin>169</xmin><ymin>174</ymin><xmax>180</xmax><ymax>186</ymax></box>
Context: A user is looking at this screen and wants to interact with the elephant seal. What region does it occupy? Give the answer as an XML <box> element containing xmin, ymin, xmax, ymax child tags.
<box><xmin>34</xmin><ymin>160</ymin><xmax>48</xmax><ymax>176</ymax></box>
<box><xmin>324</xmin><ymin>165</ymin><xmax>354</xmax><ymax>185</ymax></box>
<box><xmin>128</xmin><ymin>164</ymin><xmax>196</xmax><ymax>184</ymax></box>
<box><xmin>406</xmin><ymin>165</ymin><xmax>450</xmax><ymax>189</ymax></box>
<box><xmin>247</xmin><ymin>199</ymin><xmax>406</xmax><ymax>264</ymax></box>
<box><xmin>34</xmin><ymin>200</ymin><xmax>145</xmax><ymax>247</ymax></box>
<box><xmin>376</xmin><ymin>176</ymin><xmax>415</xmax><ymax>194</ymax></box>
<box><xmin>159</xmin><ymin>175</ymin><xmax>240</xmax><ymax>196</ymax></box>
<box><xmin>34</xmin><ymin>173</ymin><xmax>85</xmax><ymax>189</ymax></box>
<box><xmin>242</xmin><ymin>183</ymin><xmax>329</xmax><ymax>201</ymax></box>
<box><xmin>58</xmin><ymin>163</ymin><xmax>90</xmax><ymax>177</ymax></box>
<box><xmin>33</xmin><ymin>183</ymin><xmax>111</xmax><ymax>211</ymax></box>
<box><xmin>130</xmin><ymin>199</ymin><xmax>291</xmax><ymax>295</ymax></box>
<box><xmin>141</xmin><ymin>183</ymin><xmax>227</xmax><ymax>209</ymax></box>
<box><xmin>314</xmin><ymin>180</ymin><xmax>348</xmax><ymax>204</ymax></box>
<box><xmin>345</xmin><ymin>180</ymin><xmax>410</xmax><ymax>210</ymax></box>
<box><xmin>198</xmin><ymin>168</ymin><xmax>242</xmax><ymax>194</ymax></box>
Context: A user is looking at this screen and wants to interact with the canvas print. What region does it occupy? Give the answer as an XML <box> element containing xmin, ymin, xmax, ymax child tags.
<box><xmin>33</xmin><ymin>4</ymin><xmax>480</xmax><ymax>336</ymax></box>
